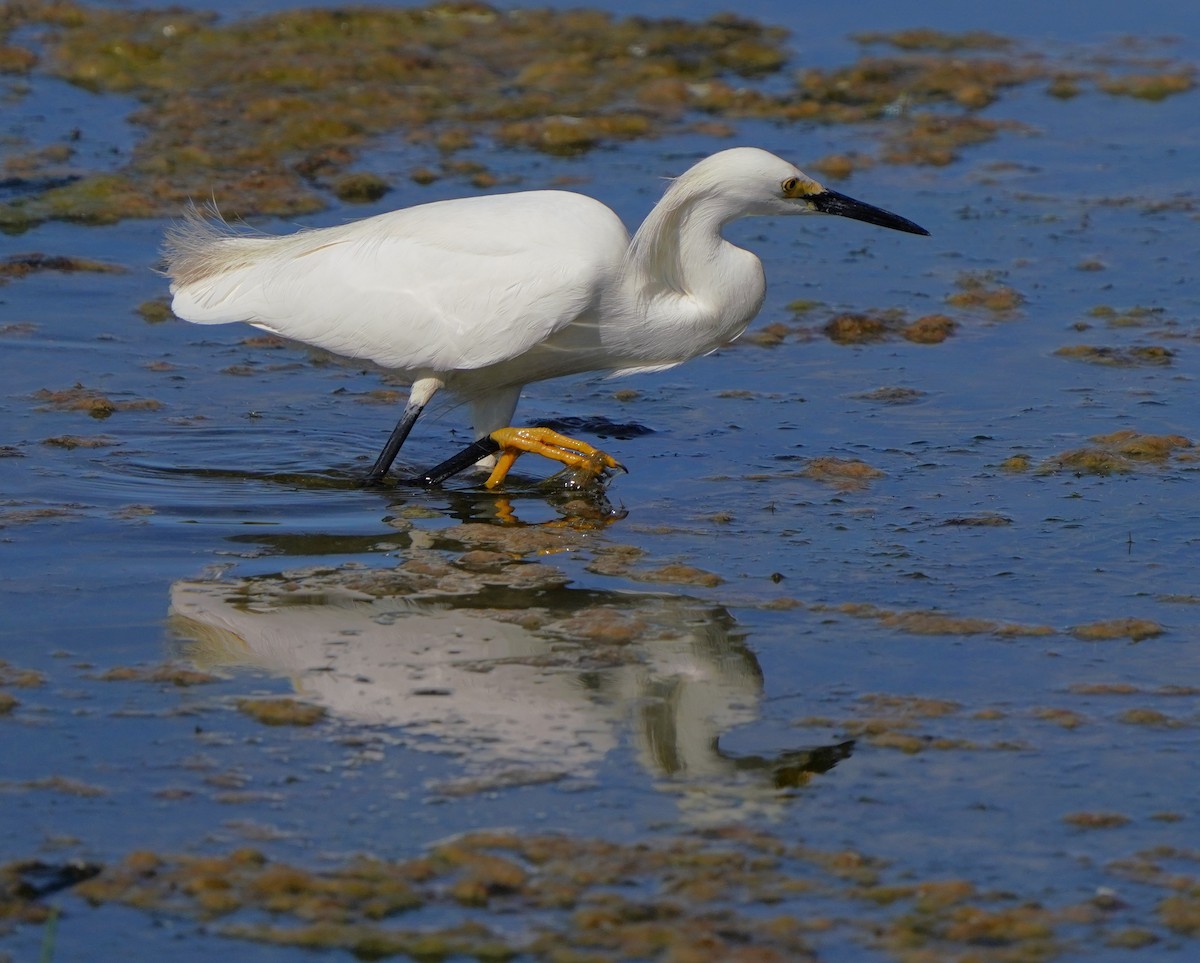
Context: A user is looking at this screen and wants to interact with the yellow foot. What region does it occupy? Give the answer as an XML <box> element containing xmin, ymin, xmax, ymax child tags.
<box><xmin>485</xmin><ymin>427</ymin><xmax>625</xmax><ymax>489</ymax></box>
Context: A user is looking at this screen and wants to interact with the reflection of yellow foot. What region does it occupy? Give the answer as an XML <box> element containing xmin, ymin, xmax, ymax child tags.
<box><xmin>485</xmin><ymin>427</ymin><xmax>624</xmax><ymax>489</ymax></box>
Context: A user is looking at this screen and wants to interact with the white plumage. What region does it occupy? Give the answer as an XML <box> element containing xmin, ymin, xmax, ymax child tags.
<box><xmin>165</xmin><ymin>147</ymin><xmax>928</xmax><ymax>487</ymax></box>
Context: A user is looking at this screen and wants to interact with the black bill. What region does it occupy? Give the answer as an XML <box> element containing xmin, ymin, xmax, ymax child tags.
<box><xmin>809</xmin><ymin>189</ymin><xmax>930</xmax><ymax>236</ymax></box>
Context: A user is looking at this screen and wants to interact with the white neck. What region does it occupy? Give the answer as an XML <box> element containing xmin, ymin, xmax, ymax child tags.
<box><xmin>625</xmin><ymin>185</ymin><xmax>766</xmax><ymax>341</ymax></box>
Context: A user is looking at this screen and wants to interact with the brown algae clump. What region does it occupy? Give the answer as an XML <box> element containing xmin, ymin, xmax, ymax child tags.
<box><xmin>70</xmin><ymin>836</ymin><xmax>822</xmax><ymax>960</ymax></box>
<box><xmin>3</xmin><ymin>6</ymin><xmax>1194</xmax><ymax>227</ymax></box>
<box><xmin>1063</xmin><ymin>811</ymin><xmax>1131</xmax><ymax>829</ymax></box>
<box><xmin>1086</xmin><ymin>304</ymin><xmax>1170</xmax><ymax>328</ymax></box>
<box><xmin>1</xmin><ymin>3</ymin><xmax>795</xmax><ymax>226</ymax></box>
<box><xmin>811</xmin><ymin>601</ymin><xmax>1055</xmax><ymax>638</ymax></box>
<box><xmin>1098</xmin><ymin>70</ymin><xmax>1195</xmax><ymax>101</ymax></box>
<box><xmin>0</xmin><ymin>661</ymin><xmax>46</xmax><ymax>688</ymax></box>
<box><xmin>1054</xmin><ymin>344</ymin><xmax>1174</xmax><ymax>366</ymax></box>
<box><xmin>98</xmin><ymin>663</ymin><xmax>218</xmax><ymax>686</ymax></box>
<box><xmin>1071</xmin><ymin>618</ymin><xmax>1165</xmax><ymax>642</ymax></box>
<box><xmin>902</xmin><ymin>313</ymin><xmax>956</xmax><ymax>344</ymax></box>
<box><xmin>0</xmin><ymin>253</ymin><xmax>126</xmax><ymax>284</ymax></box>
<box><xmin>235</xmin><ymin>697</ymin><xmax>327</xmax><ymax>727</ymax></box>
<box><xmin>945</xmin><ymin>271</ymin><xmax>1024</xmax><ymax>313</ymax></box>
<box><xmin>1093</xmin><ymin>430</ymin><xmax>1192</xmax><ymax>460</ymax></box>
<box><xmin>33</xmin><ymin>384</ymin><xmax>163</xmax><ymax>418</ymax></box>
<box><xmin>800</xmin><ymin>457</ymin><xmax>885</xmax><ymax>490</ymax></box>
<box><xmin>822</xmin><ymin>311</ymin><xmax>956</xmax><ymax>345</ymax></box>
<box><xmin>823</xmin><ymin>312</ymin><xmax>893</xmax><ymax>344</ymax></box>
<box><xmin>1040</xmin><ymin>431</ymin><xmax>1192</xmax><ymax>476</ymax></box>
<box><xmin>43</xmin><ymin>826</ymin><xmax>1200</xmax><ymax>960</ymax></box>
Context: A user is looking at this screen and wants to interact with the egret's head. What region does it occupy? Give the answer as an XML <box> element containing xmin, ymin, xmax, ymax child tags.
<box><xmin>691</xmin><ymin>147</ymin><xmax>930</xmax><ymax>236</ymax></box>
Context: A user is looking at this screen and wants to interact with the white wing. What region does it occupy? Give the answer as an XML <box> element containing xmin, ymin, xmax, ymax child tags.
<box><xmin>167</xmin><ymin>191</ymin><xmax>630</xmax><ymax>373</ymax></box>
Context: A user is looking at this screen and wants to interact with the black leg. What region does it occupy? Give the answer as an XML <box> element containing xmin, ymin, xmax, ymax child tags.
<box><xmin>363</xmin><ymin>401</ymin><xmax>424</xmax><ymax>485</ymax></box>
<box><xmin>407</xmin><ymin>436</ymin><xmax>501</xmax><ymax>487</ymax></box>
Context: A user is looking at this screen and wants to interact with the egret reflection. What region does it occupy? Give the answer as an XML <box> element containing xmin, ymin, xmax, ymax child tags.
<box><xmin>169</xmin><ymin>560</ymin><xmax>851</xmax><ymax>813</ymax></box>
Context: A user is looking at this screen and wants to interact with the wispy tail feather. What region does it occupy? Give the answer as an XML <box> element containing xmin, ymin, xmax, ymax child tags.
<box><xmin>162</xmin><ymin>202</ymin><xmax>274</xmax><ymax>290</ymax></box>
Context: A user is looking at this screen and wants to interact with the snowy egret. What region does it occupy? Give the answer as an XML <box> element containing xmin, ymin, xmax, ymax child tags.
<box><xmin>165</xmin><ymin>147</ymin><xmax>928</xmax><ymax>488</ymax></box>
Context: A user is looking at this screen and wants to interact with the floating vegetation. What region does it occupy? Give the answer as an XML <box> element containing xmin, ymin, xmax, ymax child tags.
<box><xmin>1098</xmin><ymin>70</ymin><xmax>1195</xmax><ymax>101</ymax></box>
<box><xmin>1039</xmin><ymin>430</ymin><xmax>1193</xmax><ymax>476</ymax></box>
<box><xmin>41</xmin><ymin>824</ymin><xmax>1189</xmax><ymax>960</ymax></box>
<box><xmin>945</xmin><ymin>271</ymin><xmax>1025</xmax><ymax>313</ymax></box>
<box><xmin>800</xmin><ymin>457</ymin><xmax>886</xmax><ymax>490</ymax></box>
<box><xmin>825</xmin><ymin>309</ymin><xmax>955</xmax><ymax>343</ymax></box>
<box><xmin>1064</xmin><ymin>811</ymin><xmax>1132</xmax><ymax>829</ymax></box>
<box><xmin>1054</xmin><ymin>344</ymin><xmax>1174</xmax><ymax>366</ymax></box>
<box><xmin>0</xmin><ymin>6</ymin><xmax>1194</xmax><ymax>227</ymax></box>
<box><xmin>0</xmin><ymin>661</ymin><xmax>46</xmax><ymax>688</ymax></box>
<box><xmin>853</xmin><ymin>29</ymin><xmax>1014</xmax><ymax>52</ymax></box>
<box><xmin>813</xmin><ymin>601</ymin><xmax>1054</xmax><ymax>637</ymax></box>
<box><xmin>135</xmin><ymin>299</ymin><xmax>174</xmax><ymax>323</ymax></box>
<box><xmin>2</xmin><ymin>775</ymin><xmax>108</xmax><ymax>797</ymax></box>
<box><xmin>0</xmin><ymin>252</ymin><xmax>126</xmax><ymax>284</ymax></box>
<box><xmin>332</xmin><ymin>172</ymin><xmax>390</xmax><ymax>204</ymax></box>
<box><xmin>97</xmin><ymin>663</ymin><xmax>218</xmax><ymax>686</ymax></box>
<box><xmin>1071</xmin><ymin>618</ymin><xmax>1165</xmax><ymax>643</ymax></box>
<box><xmin>0</xmin><ymin>502</ymin><xmax>84</xmax><ymax>527</ymax></box>
<box><xmin>0</xmin><ymin>859</ymin><xmax>102</xmax><ymax>925</ymax></box>
<box><xmin>745</xmin><ymin>309</ymin><xmax>957</xmax><ymax>347</ymax></box>
<box><xmin>41</xmin><ymin>434</ymin><xmax>120</xmax><ymax>449</ymax></box>
<box><xmin>1085</xmin><ymin>304</ymin><xmax>1170</xmax><ymax>328</ymax></box>
<box><xmin>939</xmin><ymin>513</ymin><xmax>1012</xmax><ymax>527</ymax></box>
<box><xmin>32</xmin><ymin>384</ymin><xmax>163</xmax><ymax>418</ymax></box>
<box><xmin>235</xmin><ymin>697</ymin><xmax>327</xmax><ymax>727</ymax></box>
<box><xmin>852</xmin><ymin>386</ymin><xmax>927</xmax><ymax>405</ymax></box>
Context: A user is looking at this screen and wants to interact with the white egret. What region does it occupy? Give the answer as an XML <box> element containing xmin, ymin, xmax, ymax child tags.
<box><xmin>165</xmin><ymin>147</ymin><xmax>928</xmax><ymax>488</ymax></box>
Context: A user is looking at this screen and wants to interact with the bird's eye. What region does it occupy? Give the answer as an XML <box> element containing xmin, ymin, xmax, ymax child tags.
<box><xmin>782</xmin><ymin>176</ymin><xmax>799</xmax><ymax>195</ymax></box>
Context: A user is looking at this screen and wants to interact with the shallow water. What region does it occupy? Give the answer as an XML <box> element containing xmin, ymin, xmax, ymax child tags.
<box><xmin>2</xmin><ymin>1</ymin><xmax>1200</xmax><ymax>960</ymax></box>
